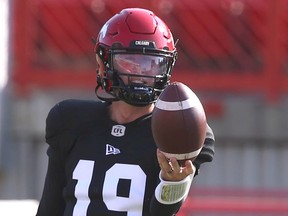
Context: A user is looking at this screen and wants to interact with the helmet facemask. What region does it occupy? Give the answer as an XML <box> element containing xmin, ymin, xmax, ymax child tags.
<box><xmin>96</xmin><ymin>45</ymin><xmax>177</xmax><ymax>106</ymax></box>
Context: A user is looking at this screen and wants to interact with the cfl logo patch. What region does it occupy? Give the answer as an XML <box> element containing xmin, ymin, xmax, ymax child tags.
<box><xmin>111</xmin><ymin>125</ymin><xmax>126</xmax><ymax>137</ymax></box>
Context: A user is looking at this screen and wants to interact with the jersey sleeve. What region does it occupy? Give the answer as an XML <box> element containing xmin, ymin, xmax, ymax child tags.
<box><xmin>150</xmin><ymin>196</ymin><xmax>183</xmax><ymax>216</ymax></box>
<box><xmin>36</xmin><ymin>103</ymin><xmax>67</xmax><ymax>216</ymax></box>
<box><xmin>193</xmin><ymin>124</ymin><xmax>215</xmax><ymax>175</ymax></box>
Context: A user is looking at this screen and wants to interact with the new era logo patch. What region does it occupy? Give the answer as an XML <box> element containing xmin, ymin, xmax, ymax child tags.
<box><xmin>106</xmin><ymin>144</ymin><xmax>120</xmax><ymax>155</ymax></box>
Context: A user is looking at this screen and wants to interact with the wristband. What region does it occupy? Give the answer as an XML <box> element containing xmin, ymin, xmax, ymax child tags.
<box><xmin>155</xmin><ymin>173</ymin><xmax>194</xmax><ymax>204</ymax></box>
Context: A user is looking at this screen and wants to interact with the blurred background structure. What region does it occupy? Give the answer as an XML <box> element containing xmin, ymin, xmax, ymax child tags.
<box><xmin>1</xmin><ymin>0</ymin><xmax>288</xmax><ymax>215</ymax></box>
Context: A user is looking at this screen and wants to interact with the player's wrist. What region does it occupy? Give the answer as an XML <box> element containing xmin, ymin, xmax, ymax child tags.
<box><xmin>155</xmin><ymin>172</ymin><xmax>194</xmax><ymax>205</ymax></box>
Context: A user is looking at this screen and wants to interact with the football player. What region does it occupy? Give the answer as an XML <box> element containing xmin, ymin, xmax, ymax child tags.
<box><xmin>36</xmin><ymin>8</ymin><xmax>215</xmax><ymax>216</ymax></box>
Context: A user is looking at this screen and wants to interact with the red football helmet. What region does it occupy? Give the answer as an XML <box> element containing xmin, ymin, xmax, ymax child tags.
<box><xmin>94</xmin><ymin>8</ymin><xmax>177</xmax><ymax>106</ymax></box>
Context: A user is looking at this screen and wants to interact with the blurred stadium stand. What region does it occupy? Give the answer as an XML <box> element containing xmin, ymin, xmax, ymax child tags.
<box><xmin>1</xmin><ymin>0</ymin><xmax>288</xmax><ymax>215</ymax></box>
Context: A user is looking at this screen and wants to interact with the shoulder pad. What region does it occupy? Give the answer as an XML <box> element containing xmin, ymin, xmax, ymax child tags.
<box><xmin>45</xmin><ymin>99</ymin><xmax>107</xmax><ymax>147</ymax></box>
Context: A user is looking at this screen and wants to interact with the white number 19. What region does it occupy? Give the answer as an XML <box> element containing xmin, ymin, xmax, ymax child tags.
<box><xmin>72</xmin><ymin>160</ymin><xmax>147</xmax><ymax>216</ymax></box>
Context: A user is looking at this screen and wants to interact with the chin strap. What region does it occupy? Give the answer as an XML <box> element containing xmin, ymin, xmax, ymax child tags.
<box><xmin>95</xmin><ymin>84</ymin><xmax>118</xmax><ymax>103</ymax></box>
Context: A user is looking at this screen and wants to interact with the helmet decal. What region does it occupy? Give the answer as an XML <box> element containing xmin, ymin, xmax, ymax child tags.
<box><xmin>135</xmin><ymin>41</ymin><xmax>150</xmax><ymax>46</ymax></box>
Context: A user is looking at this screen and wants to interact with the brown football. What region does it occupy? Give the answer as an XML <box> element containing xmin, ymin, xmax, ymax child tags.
<box><xmin>151</xmin><ymin>82</ymin><xmax>207</xmax><ymax>166</ymax></box>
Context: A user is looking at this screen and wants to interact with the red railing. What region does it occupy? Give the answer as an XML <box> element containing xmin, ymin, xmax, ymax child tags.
<box><xmin>178</xmin><ymin>188</ymin><xmax>288</xmax><ymax>215</ymax></box>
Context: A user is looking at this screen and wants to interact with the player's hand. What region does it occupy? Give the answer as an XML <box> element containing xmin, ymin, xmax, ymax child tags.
<box><xmin>157</xmin><ymin>149</ymin><xmax>196</xmax><ymax>181</ymax></box>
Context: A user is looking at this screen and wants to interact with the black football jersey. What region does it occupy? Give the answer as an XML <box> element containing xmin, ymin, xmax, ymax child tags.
<box><xmin>36</xmin><ymin>99</ymin><xmax>215</xmax><ymax>216</ymax></box>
